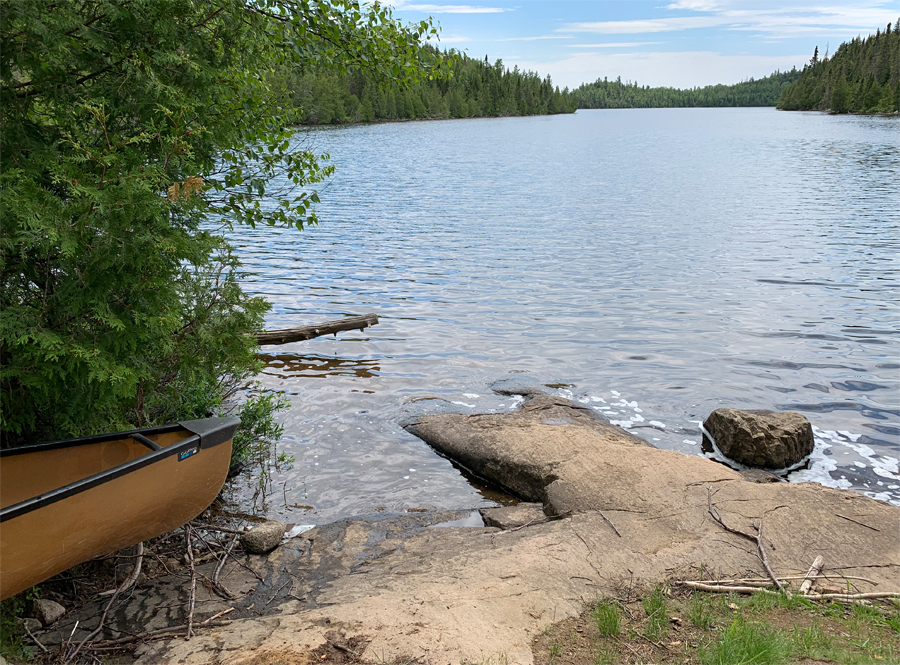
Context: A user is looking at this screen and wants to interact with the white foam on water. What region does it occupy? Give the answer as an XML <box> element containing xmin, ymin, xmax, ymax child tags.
<box><xmin>610</xmin><ymin>390</ymin><xmax>620</xmax><ymax>397</ymax></box>
<box><xmin>630</xmin><ymin>414</ymin><xmax>645</xmax><ymax>423</ymax></box>
<box><xmin>508</xmin><ymin>395</ymin><xmax>524</xmax><ymax>410</ymax></box>
<box><xmin>609</xmin><ymin>420</ymin><xmax>633</xmax><ymax>429</ymax></box>
<box><xmin>463</xmin><ymin>393</ymin><xmax>480</xmax><ymax>399</ymax></box>
<box><xmin>649</xmin><ymin>421</ymin><xmax>666</xmax><ymax>429</ymax></box>
<box><xmin>452</xmin><ymin>401</ymin><xmax>476</xmax><ymax>408</ymax></box>
<box><xmin>683</xmin><ymin>439</ymin><xmax>697</xmax><ymax>445</ymax></box>
<box><xmin>590</xmin><ymin>396</ymin><xmax>606</xmax><ymax>403</ymax></box>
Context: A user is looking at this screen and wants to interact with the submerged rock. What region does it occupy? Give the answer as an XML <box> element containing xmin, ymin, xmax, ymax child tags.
<box><xmin>240</xmin><ymin>520</ymin><xmax>286</xmax><ymax>554</ymax></box>
<box><xmin>703</xmin><ymin>409</ymin><xmax>814</xmax><ymax>469</ymax></box>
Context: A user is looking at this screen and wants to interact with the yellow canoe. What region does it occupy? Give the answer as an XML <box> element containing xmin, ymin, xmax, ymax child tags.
<box><xmin>0</xmin><ymin>417</ymin><xmax>239</xmax><ymax>600</ymax></box>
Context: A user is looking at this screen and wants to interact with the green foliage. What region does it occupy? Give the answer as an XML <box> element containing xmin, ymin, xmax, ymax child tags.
<box><xmin>700</xmin><ymin>618</ymin><xmax>791</xmax><ymax>665</ymax></box>
<box><xmin>0</xmin><ymin>597</ymin><xmax>33</xmax><ymax>662</ymax></box>
<box><xmin>232</xmin><ymin>392</ymin><xmax>291</xmax><ymax>469</ymax></box>
<box><xmin>777</xmin><ymin>22</ymin><xmax>900</xmax><ymax>113</ymax></box>
<box><xmin>591</xmin><ymin>601</ymin><xmax>620</xmax><ymax>638</ymax></box>
<box><xmin>642</xmin><ymin>585</ymin><xmax>669</xmax><ymax>640</ymax></box>
<box><xmin>1</xmin><ymin>1</ymin><xmax>441</xmax><ymax>445</ymax></box>
<box><xmin>286</xmin><ymin>48</ymin><xmax>576</xmax><ymax>124</ymax></box>
<box><xmin>573</xmin><ymin>69</ymin><xmax>801</xmax><ymax>109</ymax></box>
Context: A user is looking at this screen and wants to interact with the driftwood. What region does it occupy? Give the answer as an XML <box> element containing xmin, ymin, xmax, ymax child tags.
<box><xmin>256</xmin><ymin>313</ymin><xmax>379</xmax><ymax>345</ymax></box>
<box><xmin>799</xmin><ymin>555</ymin><xmax>825</xmax><ymax>594</ymax></box>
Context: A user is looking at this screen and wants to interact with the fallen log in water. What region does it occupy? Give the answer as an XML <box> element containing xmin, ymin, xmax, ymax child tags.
<box><xmin>255</xmin><ymin>313</ymin><xmax>379</xmax><ymax>345</ymax></box>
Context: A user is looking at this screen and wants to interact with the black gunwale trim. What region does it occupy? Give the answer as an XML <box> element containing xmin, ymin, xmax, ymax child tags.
<box><xmin>0</xmin><ymin>434</ymin><xmax>201</xmax><ymax>524</ymax></box>
<box><xmin>0</xmin><ymin>423</ymin><xmax>183</xmax><ymax>457</ymax></box>
<box><xmin>179</xmin><ymin>416</ymin><xmax>241</xmax><ymax>449</ymax></box>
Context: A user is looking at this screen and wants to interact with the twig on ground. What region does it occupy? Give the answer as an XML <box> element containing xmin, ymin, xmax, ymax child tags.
<box><xmin>508</xmin><ymin>519</ymin><xmax>539</xmax><ymax>532</ymax></box>
<box><xmin>599</xmin><ymin>510</ymin><xmax>622</xmax><ymax>537</ymax></box>
<box><xmin>682</xmin><ymin>581</ymin><xmax>778</xmax><ymax>594</ymax></box>
<box><xmin>214</xmin><ymin>534</ymin><xmax>240</xmax><ymax>587</ymax></box>
<box><xmin>190</xmin><ymin>521</ymin><xmax>245</xmax><ymax>535</ymax></box>
<box><xmin>799</xmin><ymin>555</ymin><xmax>825</xmax><ymax>594</ymax></box>
<box><xmin>706</xmin><ymin>487</ymin><xmax>784</xmax><ymax>591</ymax></box>
<box><xmin>201</xmin><ymin>607</ymin><xmax>235</xmax><ymax>624</ymax></box>
<box><xmin>86</xmin><ymin>620</ymin><xmax>233</xmax><ymax>650</ymax></box>
<box><xmin>22</xmin><ymin>620</ymin><xmax>48</xmax><ymax>653</ymax></box>
<box><xmin>100</xmin><ymin>542</ymin><xmax>145</xmax><ymax>597</ymax></box>
<box><xmin>185</xmin><ymin>525</ymin><xmax>197</xmax><ymax>640</ymax></box>
<box><xmin>692</xmin><ymin>574</ymin><xmax>878</xmax><ymax>586</ymax></box>
<box><xmin>835</xmin><ymin>514</ymin><xmax>880</xmax><ymax>531</ymax></box>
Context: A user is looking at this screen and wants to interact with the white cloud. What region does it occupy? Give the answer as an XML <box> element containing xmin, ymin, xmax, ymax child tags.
<box><xmin>498</xmin><ymin>35</ymin><xmax>573</xmax><ymax>42</ymax></box>
<box><xmin>557</xmin><ymin>2</ymin><xmax>897</xmax><ymax>37</ymax></box>
<box><xmin>567</xmin><ymin>42</ymin><xmax>664</xmax><ymax>48</ymax></box>
<box><xmin>392</xmin><ymin>2</ymin><xmax>508</xmax><ymax>13</ymax></box>
<box><xmin>513</xmin><ymin>50</ymin><xmax>807</xmax><ymax>90</ymax></box>
<box><xmin>560</xmin><ymin>16</ymin><xmax>729</xmax><ymax>34</ymax></box>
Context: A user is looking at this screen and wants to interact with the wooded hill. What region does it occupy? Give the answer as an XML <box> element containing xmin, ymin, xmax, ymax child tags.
<box><xmin>572</xmin><ymin>70</ymin><xmax>801</xmax><ymax>109</ymax></box>
<box><xmin>777</xmin><ymin>23</ymin><xmax>899</xmax><ymax>113</ymax></box>
<box><xmin>286</xmin><ymin>49</ymin><xmax>576</xmax><ymax>124</ymax></box>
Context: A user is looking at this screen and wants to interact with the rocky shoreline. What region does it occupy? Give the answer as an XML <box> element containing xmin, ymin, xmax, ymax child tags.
<box><xmin>19</xmin><ymin>394</ymin><xmax>900</xmax><ymax>664</ymax></box>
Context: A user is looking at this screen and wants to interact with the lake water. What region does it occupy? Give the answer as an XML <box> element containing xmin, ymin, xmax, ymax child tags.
<box><xmin>222</xmin><ymin>108</ymin><xmax>900</xmax><ymax>523</ymax></box>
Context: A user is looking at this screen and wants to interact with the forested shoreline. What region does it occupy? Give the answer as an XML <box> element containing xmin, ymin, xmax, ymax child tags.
<box><xmin>777</xmin><ymin>23</ymin><xmax>899</xmax><ymax>113</ymax></box>
<box><xmin>572</xmin><ymin>70</ymin><xmax>801</xmax><ymax>109</ymax></box>
<box><xmin>284</xmin><ymin>49</ymin><xmax>576</xmax><ymax>125</ymax></box>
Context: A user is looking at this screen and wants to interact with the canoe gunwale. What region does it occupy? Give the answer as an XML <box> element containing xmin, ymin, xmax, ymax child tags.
<box><xmin>0</xmin><ymin>423</ymin><xmax>184</xmax><ymax>458</ymax></box>
<box><xmin>0</xmin><ymin>433</ymin><xmax>203</xmax><ymax>524</ymax></box>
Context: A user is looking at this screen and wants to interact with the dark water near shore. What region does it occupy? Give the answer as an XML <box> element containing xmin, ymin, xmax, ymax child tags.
<box><xmin>222</xmin><ymin>108</ymin><xmax>900</xmax><ymax>523</ymax></box>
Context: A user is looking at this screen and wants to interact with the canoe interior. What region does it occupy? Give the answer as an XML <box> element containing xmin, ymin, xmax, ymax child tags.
<box><xmin>1</xmin><ymin>428</ymin><xmax>187</xmax><ymax>511</ymax></box>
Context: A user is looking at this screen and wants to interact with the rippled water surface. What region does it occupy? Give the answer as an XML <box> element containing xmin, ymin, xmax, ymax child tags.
<box><xmin>222</xmin><ymin>108</ymin><xmax>900</xmax><ymax>522</ymax></box>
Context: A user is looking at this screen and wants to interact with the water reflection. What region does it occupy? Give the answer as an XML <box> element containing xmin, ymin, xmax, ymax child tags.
<box><xmin>259</xmin><ymin>353</ymin><xmax>381</xmax><ymax>380</ymax></box>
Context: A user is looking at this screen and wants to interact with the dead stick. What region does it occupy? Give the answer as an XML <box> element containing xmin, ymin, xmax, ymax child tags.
<box><xmin>185</xmin><ymin>525</ymin><xmax>197</xmax><ymax>639</ymax></box>
<box><xmin>835</xmin><ymin>514</ymin><xmax>881</xmax><ymax>531</ymax></box>
<box><xmin>753</xmin><ymin>520</ymin><xmax>784</xmax><ymax>593</ymax></box>
<box><xmin>86</xmin><ymin>620</ymin><xmax>233</xmax><ymax>649</ymax></box>
<box><xmin>190</xmin><ymin>521</ymin><xmax>246</xmax><ymax>535</ymax></box>
<box><xmin>214</xmin><ymin>534</ymin><xmax>239</xmax><ymax>587</ymax></box>
<box><xmin>707</xmin><ymin>488</ymin><xmax>784</xmax><ymax>591</ymax></box>
<box><xmin>201</xmin><ymin>607</ymin><xmax>235</xmax><ymax>624</ymax></box>
<box><xmin>22</xmin><ymin>620</ymin><xmax>48</xmax><ymax>653</ymax></box>
<box><xmin>99</xmin><ymin>542</ymin><xmax>144</xmax><ymax>597</ymax></box>
<box><xmin>801</xmin><ymin>592</ymin><xmax>900</xmax><ymax>600</ymax></box>
<box><xmin>694</xmin><ymin>574</ymin><xmax>878</xmax><ymax>585</ymax></box>
<box><xmin>599</xmin><ymin>510</ymin><xmax>622</xmax><ymax>537</ymax></box>
<box><xmin>682</xmin><ymin>581</ymin><xmax>778</xmax><ymax>594</ymax></box>
<box><xmin>799</xmin><ymin>555</ymin><xmax>825</xmax><ymax>594</ymax></box>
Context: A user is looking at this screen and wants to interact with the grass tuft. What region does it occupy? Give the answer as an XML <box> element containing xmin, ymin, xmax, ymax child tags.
<box><xmin>642</xmin><ymin>584</ymin><xmax>669</xmax><ymax>640</ymax></box>
<box><xmin>700</xmin><ymin>617</ymin><xmax>791</xmax><ymax>665</ymax></box>
<box><xmin>592</xmin><ymin>601</ymin><xmax>621</xmax><ymax>638</ymax></box>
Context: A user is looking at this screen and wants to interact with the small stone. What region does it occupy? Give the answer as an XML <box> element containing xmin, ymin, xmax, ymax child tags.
<box><xmin>703</xmin><ymin>409</ymin><xmax>814</xmax><ymax>469</ymax></box>
<box><xmin>239</xmin><ymin>520</ymin><xmax>287</xmax><ymax>554</ymax></box>
<box><xmin>18</xmin><ymin>617</ymin><xmax>41</xmax><ymax>634</ymax></box>
<box><xmin>30</xmin><ymin>598</ymin><xmax>66</xmax><ymax>626</ymax></box>
<box><xmin>480</xmin><ymin>503</ymin><xmax>547</xmax><ymax>530</ymax></box>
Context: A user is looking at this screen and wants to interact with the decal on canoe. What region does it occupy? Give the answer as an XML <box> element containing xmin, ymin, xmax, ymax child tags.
<box><xmin>179</xmin><ymin>445</ymin><xmax>200</xmax><ymax>461</ymax></box>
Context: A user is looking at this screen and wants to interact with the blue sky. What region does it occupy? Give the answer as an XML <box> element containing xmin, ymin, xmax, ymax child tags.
<box><xmin>388</xmin><ymin>1</ymin><xmax>899</xmax><ymax>89</ymax></box>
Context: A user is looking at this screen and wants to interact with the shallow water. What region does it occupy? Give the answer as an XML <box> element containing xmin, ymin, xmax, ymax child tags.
<box><xmin>222</xmin><ymin>108</ymin><xmax>900</xmax><ymax>522</ymax></box>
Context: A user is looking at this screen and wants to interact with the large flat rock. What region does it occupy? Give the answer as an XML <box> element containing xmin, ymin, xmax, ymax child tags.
<box><xmin>126</xmin><ymin>395</ymin><xmax>898</xmax><ymax>665</ymax></box>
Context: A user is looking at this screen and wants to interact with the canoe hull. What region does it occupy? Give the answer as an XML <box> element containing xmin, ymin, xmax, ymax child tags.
<box><xmin>0</xmin><ymin>419</ymin><xmax>236</xmax><ymax>600</ymax></box>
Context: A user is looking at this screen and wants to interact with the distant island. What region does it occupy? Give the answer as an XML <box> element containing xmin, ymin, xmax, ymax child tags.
<box><xmin>572</xmin><ymin>70</ymin><xmax>800</xmax><ymax>109</ymax></box>
<box><xmin>777</xmin><ymin>23</ymin><xmax>899</xmax><ymax>113</ymax></box>
<box><xmin>288</xmin><ymin>48</ymin><xmax>576</xmax><ymax>125</ymax></box>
